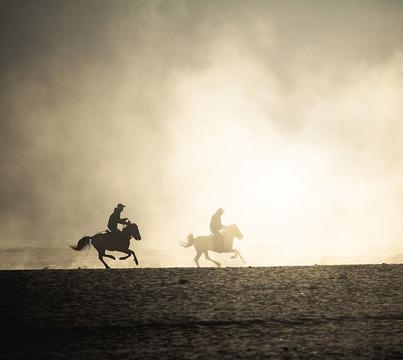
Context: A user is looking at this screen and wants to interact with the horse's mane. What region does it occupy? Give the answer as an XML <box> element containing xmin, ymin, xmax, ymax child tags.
<box><xmin>224</xmin><ymin>223</ymin><xmax>242</xmax><ymax>239</ymax></box>
<box><xmin>122</xmin><ymin>222</ymin><xmax>137</xmax><ymax>233</ymax></box>
<box><xmin>226</xmin><ymin>223</ymin><xmax>238</xmax><ymax>231</ymax></box>
<box><xmin>122</xmin><ymin>222</ymin><xmax>141</xmax><ymax>240</ymax></box>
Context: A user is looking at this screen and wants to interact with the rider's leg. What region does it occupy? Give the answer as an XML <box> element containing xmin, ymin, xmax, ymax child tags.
<box><xmin>218</xmin><ymin>233</ymin><xmax>224</xmax><ymax>252</ymax></box>
<box><xmin>212</xmin><ymin>231</ymin><xmax>224</xmax><ymax>252</ymax></box>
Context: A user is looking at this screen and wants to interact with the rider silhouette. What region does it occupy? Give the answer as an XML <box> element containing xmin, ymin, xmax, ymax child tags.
<box><xmin>108</xmin><ymin>203</ymin><xmax>129</xmax><ymax>240</ymax></box>
<box><xmin>210</xmin><ymin>208</ymin><xmax>225</xmax><ymax>251</ymax></box>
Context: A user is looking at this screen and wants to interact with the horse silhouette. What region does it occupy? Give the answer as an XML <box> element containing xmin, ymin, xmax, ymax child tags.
<box><xmin>71</xmin><ymin>222</ymin><xmax>142</xmax><ymax>269</ymax></box>
<box><xmin>182</xmin><ymin>223</ymin><xmax>245</xmax><ymax>267</ymax></box>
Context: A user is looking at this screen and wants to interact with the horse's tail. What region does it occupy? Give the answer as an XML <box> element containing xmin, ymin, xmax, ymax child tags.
<box><xmin>70</xmin><ymin>236</ymin><xmax>92</xmax><ymax>251</ymax></box>
<box><xmin>181</xmin><ymin>233</ymin><xmax>194</xmax><ymax>248</ymax></box>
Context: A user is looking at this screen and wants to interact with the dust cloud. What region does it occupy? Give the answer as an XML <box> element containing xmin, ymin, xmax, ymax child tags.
<box><xmin>1</xmin><ymin>1</ymin><xmax>403</xmax><ymax>268</ymax></box>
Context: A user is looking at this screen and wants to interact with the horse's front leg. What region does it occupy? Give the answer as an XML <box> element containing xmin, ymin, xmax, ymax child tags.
<box><xmin>119</xmin><ymin>250</ymin><xmax>138</xmax><ymax>265</ymax></box>
<box><xmin>119</xmin><ymin>252</ymin><xmax>131</xmax><ymax>260</ymax></box>
<box><xmin>230</xmin><ymin>249</ymin><xmax>238</xmax><ymax>259</ymax></box>
<box><xmin>131</xmin><ymin>250</ymin><xmax>138</xmax><ymax>265</ymax></box>
<box><xmin>232</xmin><ymin>249</ymin><xmax>246</xmax><ymax>263</ymax></box>
<box><xmin>204</xmin><ymin>251</ymin><xmax>221</xmax><ymax>267</ymax></box>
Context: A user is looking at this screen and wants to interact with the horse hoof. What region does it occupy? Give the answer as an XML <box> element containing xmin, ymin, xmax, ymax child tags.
<box><xmin>119</xmin><ymin>257</ymin><xmax>126</xmax><ymax>260</ymax></box>
<box><xmin>111</xmin><ymin>256</ymin><xmax>116</xmax><ymax>260</ymax></box>
<box><xmin>217</xmin><ymin>263</ymin><xmax>222</xmax><ymax>267</ymax></box>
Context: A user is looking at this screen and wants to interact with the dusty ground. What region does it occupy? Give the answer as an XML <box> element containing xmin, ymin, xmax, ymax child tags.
<box><xmin>1</xmin><ymin>265</ymin><xmax>403</xmax><ymax>359</ymax></box>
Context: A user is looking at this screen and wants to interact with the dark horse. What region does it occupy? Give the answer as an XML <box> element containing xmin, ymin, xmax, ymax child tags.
<box><xmin>71</xmin><ymin>222</ymin><xmax>142</xmax><ymax>269</ymax></box>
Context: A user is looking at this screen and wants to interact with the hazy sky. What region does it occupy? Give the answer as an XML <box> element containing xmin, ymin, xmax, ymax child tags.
<box><xmin>1</xmin><ymin>0</ymin><xmax>403</xmax><ymax>268</ymax></box>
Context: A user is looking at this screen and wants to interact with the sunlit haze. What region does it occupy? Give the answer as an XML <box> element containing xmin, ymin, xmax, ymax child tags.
<box><xmin>1</xmin><ymin>1</ymin><xmax>403</xmax><ymax>268</ymax></box>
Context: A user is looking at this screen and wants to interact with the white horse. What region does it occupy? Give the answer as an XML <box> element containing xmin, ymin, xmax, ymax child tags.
<box><xmin>182</xmin><ymin>224</ymin><xmax>246</xmax><ymax>267</ymax></box>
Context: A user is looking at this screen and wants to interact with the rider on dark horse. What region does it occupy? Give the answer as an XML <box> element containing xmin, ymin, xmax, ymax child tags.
<box><xmin>210</xmin><ymin>208</ymin><xmax>226</xmax><ymax>251</ymax></box>
<box><xmin>108</xmin><ymin>203</ymin><xmax>130</xmax><ymax>241</ymax></box>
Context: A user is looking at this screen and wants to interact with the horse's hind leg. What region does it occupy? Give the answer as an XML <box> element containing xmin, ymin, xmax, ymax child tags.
<box><xmin>204</xmin><ymin>251</ymin><xmax>221</xmax><ymax>267</ymax></box>
<box><xmin>194</xmin><ymin>251</ymin><xmax>202</xmax><ymax>267</ymax></box>
<box><xmin>97</xmin><ymin>251</ymin><xmax>110</xmax><ymax>269</ymax></box>
<box><xmin>104</xmin><ymin>254</ymin><xmax>116</xmax><ymax>260</ymax></box>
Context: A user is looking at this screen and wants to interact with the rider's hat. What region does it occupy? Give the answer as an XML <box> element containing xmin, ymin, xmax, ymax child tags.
<box><xmin>116</xmin><ymin>203</ymin><xmax>125</xmax><ymax>210</ymax></box>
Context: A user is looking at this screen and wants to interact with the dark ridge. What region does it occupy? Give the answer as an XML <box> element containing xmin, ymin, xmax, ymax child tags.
<box><xmin>5</xmin><ymin>313</ymin><xmax>403</xmax><ymax>338</ymax></box>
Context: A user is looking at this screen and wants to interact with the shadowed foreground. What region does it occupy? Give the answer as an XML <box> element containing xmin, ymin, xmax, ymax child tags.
<box><xmin>1</xmin><ymin>265</ymin><xmax>403</xmax><ymax>359</ymax></box>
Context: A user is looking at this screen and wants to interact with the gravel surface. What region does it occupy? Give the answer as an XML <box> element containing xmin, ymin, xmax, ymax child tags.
<box><xmin>1</xmin><ymin>265</ymin><xmax>403</xmax><ymax>359</ymax></box>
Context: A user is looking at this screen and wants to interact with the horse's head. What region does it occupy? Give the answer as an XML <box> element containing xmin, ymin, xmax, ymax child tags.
<box><xmin>225</xmin><ymin>224</ymin><xmax>244</xmax><ymax>240</ymax></box>
<box><xmin>123</xmin><ymin>222</ymin><xmax>142</xmax><ymax>241</ymax></box>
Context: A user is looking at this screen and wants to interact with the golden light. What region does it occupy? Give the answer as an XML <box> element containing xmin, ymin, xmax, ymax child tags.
<box><xmin>162</xmin><ymin>52</ymin><xmax>341</xmax><ymax>266</ymax></box>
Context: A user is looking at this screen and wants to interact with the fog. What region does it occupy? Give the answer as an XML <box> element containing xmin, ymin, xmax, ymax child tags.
<box><xmin>1</xmin><ymin>0</ymin><xmax>403</xmax><ymax>268</ymax></box>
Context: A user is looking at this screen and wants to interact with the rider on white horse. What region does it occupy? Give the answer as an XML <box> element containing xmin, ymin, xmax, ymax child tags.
<box><xmin>210</xmin><ymin>208</ymin><xmax>226</xmax><ymax>251</ymax></box>
<box><xmin>108</xmin><ymin>203</ymin><xmax>130</xmax><ymax>240</ymax></box>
